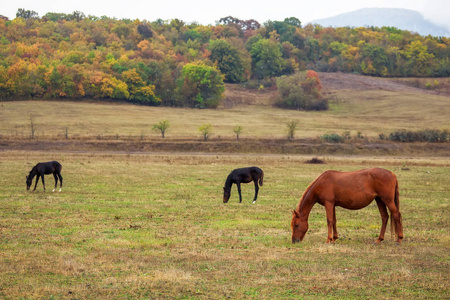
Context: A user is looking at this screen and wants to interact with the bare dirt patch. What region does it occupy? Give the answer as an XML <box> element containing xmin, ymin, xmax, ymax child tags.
<box><xmin>222</xmin><ymin>84</ymin><xmax>278</xmax><ymax>108</ymax></box>
<box><xmin>319</xmin><ymin>72</ymin><xmax>450</xmax><ymax>96</ymax></box>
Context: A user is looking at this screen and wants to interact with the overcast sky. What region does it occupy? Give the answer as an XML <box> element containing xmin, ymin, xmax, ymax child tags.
<box><xmin>1</xmin><ymin>0</ymin><xmax>449</xmax><ymax>31</ymax></box>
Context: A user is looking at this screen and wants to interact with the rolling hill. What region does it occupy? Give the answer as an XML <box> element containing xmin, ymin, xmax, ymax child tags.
<box><xmin>310</xmin><ymin>8</ymin><xmax>450</xmax><ymax>37</ymax></box>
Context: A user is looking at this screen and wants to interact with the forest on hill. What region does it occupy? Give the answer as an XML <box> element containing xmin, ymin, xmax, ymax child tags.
<box><xmin>0</xmin><ymin>9</ymin><xmax>449</xmax><ymax>108</ymax></box>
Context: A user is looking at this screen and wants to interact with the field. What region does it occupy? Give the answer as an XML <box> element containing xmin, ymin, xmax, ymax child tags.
<box><xmin>0</xmin><ymin>152</ymin><xmax>449</xmax><ymax>299</ymax></box>
<box><xmin>0</xmin><ymin>73</ymin><xmax>449</xmax><ymax>298</ymax></box>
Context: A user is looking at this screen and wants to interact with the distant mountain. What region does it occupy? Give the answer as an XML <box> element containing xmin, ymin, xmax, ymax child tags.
<box><xmin>310</xmin><ymin>8</ymin><xmax>450</xmax><ymax>37</ymax></box>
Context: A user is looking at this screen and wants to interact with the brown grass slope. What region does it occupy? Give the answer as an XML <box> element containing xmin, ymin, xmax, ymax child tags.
<box><xmin>0</xmin><ymin>73</ymin><xmax>449</xmax><ymax>155</ymax></box>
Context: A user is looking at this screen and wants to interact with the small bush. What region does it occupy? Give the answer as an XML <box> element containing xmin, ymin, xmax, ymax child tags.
<box><xmin>321</xmin><ymin>133</ymin><xmax>344</xmax><ymax>143</ymax></box>
<box><xmin>275</xmin><ymin>71</ymin><xmax>328</xmax><ymax>111</ymax></box>
<box><xmin>305</xmin><ymin>157</ymin><xmax>325</xmax><ymax>164</ymax></box>
<box><xmin>379</xmin><ymin>133</ymin><xmax>388</xmax><ymax>140</ymax></box>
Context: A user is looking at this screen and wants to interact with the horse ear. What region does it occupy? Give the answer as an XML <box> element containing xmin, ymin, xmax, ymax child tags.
<box><xmin>292</xmin><ymin>210</ymin><xmax>300</xmax><ymax>217</ymax></box>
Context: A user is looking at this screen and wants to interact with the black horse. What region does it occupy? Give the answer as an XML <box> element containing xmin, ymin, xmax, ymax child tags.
<box><xmin>26</xmin><ymin>161</ymin><xmax>63</xmax><ymax>192</ymax></box>
<box><xmin>223</xmin><ymin>167</ymin><xmax>264</xmax><ymax>203</ymax></box>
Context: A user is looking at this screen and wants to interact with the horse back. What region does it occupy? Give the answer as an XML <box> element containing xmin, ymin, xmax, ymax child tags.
<box><xmin>316</xmin><ymin>168</ymin><xmax>397</xmax><ymax>208</ymax></box>
<box><xmin>35</xmin><ymin>161</ymin><xmax>62</xmax><ymax>174</ymax></box>
<box><xmin>230</xmin><ymin>166</ymin><xmax>262</xmax><ymax>183</ymax></box>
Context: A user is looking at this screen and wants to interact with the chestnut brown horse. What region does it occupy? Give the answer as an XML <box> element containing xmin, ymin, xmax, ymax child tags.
<box><xmin>223</xmin><ymin>167</ymin><xmax>264</xmax><ymax>203</ymax></box>
<box><xmin>291</xmin><ymin>168</ymin><xmax>403</xmax><ymax>244</ymax></box>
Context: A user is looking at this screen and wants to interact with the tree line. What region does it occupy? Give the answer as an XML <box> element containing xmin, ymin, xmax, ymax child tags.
<box><xmin>0</xmin><ymin>9</ymin><xmax>449</xmax><ymax>108</ymax></box>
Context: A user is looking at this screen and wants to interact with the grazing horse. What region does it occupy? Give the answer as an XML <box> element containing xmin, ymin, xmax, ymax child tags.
<box><xmin>26</xmin><ymin>161</ymin><xmax>63</xmax><ymax>192</ymax></box>
<box><xmin>223</xmin><ymin>167</ymin><xmax>264</xmax><ymax>204</ymax></box>
<box><xmin>291</xmin><ymin>168</ymin><xmax>403</xmax><ymax>244</ymax></box>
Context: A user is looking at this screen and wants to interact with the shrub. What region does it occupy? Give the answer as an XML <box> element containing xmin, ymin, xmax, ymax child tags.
<box><xmin>321</xmin><ymin>133</ymin><xmax>344</xmax><ymax>143</ymax></box>
<box><xmin>275</xmin><ymin>71</ymin><xmax>328</xmax><ymax>111</ymax></box>
<box><xmin>388</xmin><ymin>129</ymin><xmax>449</xmax><ymax>142</ymax></box>
<box><xmin>305</xmin><ymin>157</ymin><xmax>325</xmax><ymax>164</ymax></box>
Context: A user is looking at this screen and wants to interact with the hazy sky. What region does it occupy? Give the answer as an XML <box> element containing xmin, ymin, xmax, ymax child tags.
<box><xmin>1</xmin><ymin>0</ymin><xmax>449</xmax><ymax>30</ymax></box>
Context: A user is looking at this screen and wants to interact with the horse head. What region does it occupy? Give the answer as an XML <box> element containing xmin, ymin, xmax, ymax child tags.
<box><xmin>26</xmin><ymin>175</ymin><xmax>32</xmax><ymax>190</ymax></box>
<box><xmin>223</xmin><ymin>187</ymin><xmax>231</xmax><ymax>203</ymax></box>
<box><xmin>291</xmin><ymin>210</ymin><xmax>308</xmax><ymax>243</ymax></box>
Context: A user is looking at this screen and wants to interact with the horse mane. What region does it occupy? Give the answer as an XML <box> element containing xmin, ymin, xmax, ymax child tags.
<box><xmin>297</xmin><ymin>172</ymin><xmax>325</xmax><ymax>214</ymax></box>
<box><xmin>29</xmin><ymin>165</ymin><xmax>38</xmax><ymax>176</ymax></box>
<box><xmin>224</xmin><ymin>174</ymin><xmax>233</xmax><ymax>191</ymax></box>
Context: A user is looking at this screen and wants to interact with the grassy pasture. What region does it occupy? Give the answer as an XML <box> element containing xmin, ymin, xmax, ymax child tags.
<box><xmin>0</xmin><ymin>151</ymin><xmax>449</xmax><ymax>299</ymax></box>
<box><xmin>0</xmin><ymin>88</ymin><xmax>448</xmax><ymax>140</ymax></box>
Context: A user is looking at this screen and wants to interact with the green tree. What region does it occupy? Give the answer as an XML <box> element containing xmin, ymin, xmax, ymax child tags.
<box><xmin>233</xmin><ymin>125</ymin><xmax>243</xmax><ymax>141</ymax></box>
<box><xmin>178</xmin><ymin>62</ymin><xmax>224</xmax><ymax>108</ymax></box>
<box><xmin>250</xmin><ymin>38</ymin><xmax>285</xmax><ymax>79</ymax></box>
<box><xmin>264</xmin><ymin>18</ymin><xmax>301</xmax><ymax>44</ymax></box>
<box><xmin>209</xmin><ymin>39</ymin><xmax>246</xmax><ymax>83</ymax></box>
<box><xmin>16</xmin><ymin>8</ymin><xmax>39</xmax><ymax>19</ymax></box>
<box><xmin>286</xmin><ymin>120</ymin><xmax>299</xmax><ymax>140</ymax></box>
<box><xmin>199</xmin><ymin>124</ymin><xmax>213</xmax><ymax>141</ymax></box>
<box><xmin>152</xmin><ymin>120</ymin><xmax>170</xmax><ymax>138</ymax></box>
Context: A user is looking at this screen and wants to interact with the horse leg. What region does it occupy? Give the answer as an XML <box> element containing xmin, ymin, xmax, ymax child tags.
<box><xmin>58</xmin><ymin>172</ymin><xmax>63</xmax><ymax>192</ymax></box>
<box><xmin>41</xmin><ymin>174</ymin><xmax>46</xmax><ymax>192</ymax></box>
<box><xmin>324</xmin><ymin>202</ymin><xmax>335</xmax><ymax>243</ymax></box>
<box><xmin>385</xmin><ymin>201</ymin><xmax>404</xmax><ymax>244</ymax></box>
<box><xmin>374</xmin><ymin>198</ymin><xmax>389</xmax><ymax>244</ymax></box>
<box><xmin>252</xmin><ymin>179</ymin><xmax>259</xmax><ymax>204</ymax></box>
<box><xmin>52</xmin><ymin>173</ymin><xmax>58</xmax><ymax>192</ymax></box>
<box><xmin>332</xmin><ymin>205</ymin><xmax>338</xmax><ymax>241</ymax></box>
<box><xmin>33</xmin><ymin>174</ymin><xmax>40</xmax><ymax>191</ymax></box>
<box><xmin>237</xmin><ymin>182</ymin><xmax>242</xmax><ymax>203</ymax></box>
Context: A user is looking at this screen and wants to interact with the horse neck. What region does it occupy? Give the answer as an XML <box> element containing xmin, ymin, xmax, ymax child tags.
<box><xmin>297</xmin><ymin>195</ymin><xmax>316</xmax><ymax>221</ymax></box>
<box><xmin>27</xmin><ymin>171</ymin><xmax>36</xmax><ymax>180</ymax></box>
<box><xmin>296</xmin><ymin>177</ymin><xmax>320</xmax><ymax>221</ymax></box>
<box><xmin>224</xmin><ymin>175</ymin><xmax>233</xmax><ymax>191</ymax></box>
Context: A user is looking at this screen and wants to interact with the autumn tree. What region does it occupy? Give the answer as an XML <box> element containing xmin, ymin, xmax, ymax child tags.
<box><xmin>122</xmin><ymin>68</ymin><xmax>160</xmax><ymax>105</ymax></box>
<box><xmin>276</xmin><ymin>71</ymin><xmax>328</xmax><ymax>111</ymax></box>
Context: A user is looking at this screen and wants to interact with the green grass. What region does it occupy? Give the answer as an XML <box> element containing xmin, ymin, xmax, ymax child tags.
<box><xmin>0</xmin><ymin>152</ymin><xmax>448</xmax><ymax>299</ymax></box>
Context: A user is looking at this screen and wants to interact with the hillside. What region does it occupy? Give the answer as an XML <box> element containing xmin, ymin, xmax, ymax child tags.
<box><xmin>311</xmin><ymin>8</ymin><xmax>450</xmax><ymax>37</ymax></box>
<box><xmin>223</xmin><ymin>72</ymin><xmax>450</xmax><ymax>107</ymax></box>
<box><xmin>0</xmin><ymin>12</ymin><xmax>449</xmax><ymax>107</ymax></box>
<box><xmin>1</xmin><ymin>73</ymin><xmax>449</xmax><ymax>156</ymax></box>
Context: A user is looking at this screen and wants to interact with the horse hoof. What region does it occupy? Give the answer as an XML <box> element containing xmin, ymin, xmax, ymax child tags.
<box><xmin>52</xmin><ymin>189</ymin><xmax>56</xmax><ymax>192</ymax></box>
<box><xmin>252</xmin><ymin>201</ymin><xmax>256</xmax><ymax>204</ymax></box>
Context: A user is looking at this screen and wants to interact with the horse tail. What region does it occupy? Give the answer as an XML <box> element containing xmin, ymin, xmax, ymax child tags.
<box><xmin>390</xmin><ymin>178</ymin><xmax>400</xmax><ymax>241</ymax></box>
<box><xmin>259</xmin><ymin>170</ymin><xmax>264</xmax><ymax>186</ymax></box>
<box><xmin>394</xmin><ymin>178</ymin><xmax>400</xmax><ymax>211</ymax></box>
